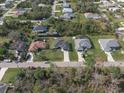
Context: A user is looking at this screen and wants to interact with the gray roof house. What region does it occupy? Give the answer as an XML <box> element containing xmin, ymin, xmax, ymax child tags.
<box><xmin>62</xmin><ymin>8</ymin><xmax>73</xmax><ymax>13</ymax></box>
<box><xmin>84</xmin><ymin>13</ymin><xmax>102</xmax><ymax>19</ymax></box>
<box><xmin>99</xmin><ymin>39</ymin><xmax>120</xmax><ymax>52</ymax></box>
<box><xmin>54</xmin><ymin>39</ymin><xmax>69</xmax><ymax>51</ymax></box>
<box><xmin>0</xmin><ymin>83</ymin><xmax>8</xmax><ymax>93</ymax></box>
<box><xmin>63</xmin><ymin>3</ymin><xmax>70</xmax><ymax>8</ymax></box>
<box><xmin>75</xmin><ymin>38</ymin><xmax>92</xmax><ymax>52</ymax></box>
<box><xmin>32</xmin><ymin>26</ymin><xmax>48</xmax><ymax>33</ymax></box>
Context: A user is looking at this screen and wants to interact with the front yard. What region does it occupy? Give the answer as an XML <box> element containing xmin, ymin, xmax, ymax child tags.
<box><xmin>63</xmin><ymin>37</ymin><xmax>78</xmax><ymax>61</ymax></box>
<box><xmin>34</xmin><ymin>50</ymin><xmax>63</xmax><ymax>61</ymax></box>
<box><xmin>112</xmin><ymin>40</ymin><xmax>124</xmax><ymax>61</ymax></box>
<box><xmin>1</xmin><ymin>68</ymin><xmax>20</xmax><ymax>83</ymax></box>
<box><xmin>89</xmin><ymin>35</ymin><xmax>108</xmax><ymax>62</ymax></box>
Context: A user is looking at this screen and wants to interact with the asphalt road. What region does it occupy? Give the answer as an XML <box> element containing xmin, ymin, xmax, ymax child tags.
<box><xmin>0</xmin><ymin>61</ymin><xmax>124</xmax><ymax>68</ymax></box>
<box><xmin>0</xmin><ymin>62</ymin><xmax>85</xmax><ymax>68</ymax></box>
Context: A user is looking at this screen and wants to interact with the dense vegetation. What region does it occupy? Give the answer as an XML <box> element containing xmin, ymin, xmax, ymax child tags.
<box><xmin>48</xmin><ymin>17</ymin><xmax>113</xmax><ymax>36</ymax></box>
<box><xmin>76</xmin><ymin>0</ymin><xmax>99</xmax><ymax>13</ymax></box>
<box><xmin>7</xmin><ymin>66</ymin><xmax>123</xmax><ymax>93</ymax></box>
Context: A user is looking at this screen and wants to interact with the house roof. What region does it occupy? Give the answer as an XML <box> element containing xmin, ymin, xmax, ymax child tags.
<box><xmin>99</xmin><ymin>39</ymin><xmax>120</xmax><ymax>52</ymax></box>
<box><xmin>28</xmin><ymin>41</ymin><xmax>46</xmax><ymax>52</ymax></box>
<box><xmin>62</xmin><ymin>8</ymin><xmax>73</xmax><ymax>13</ymax></box>
<box><xmin>63</xmin><ymin>3</ymin><xmax>70</xmax><ymax>8</ymax></box>
<box><xmin>32</xmin><ymin>26</ymin><xmax>48</xmax><ymax>32</ymax></box>
<box><xmin>0</xmin><ymin>83</ymin><xmax>8</xmax><ymax>93</ymax></box>
<box><xmin>84</xmin><ymin>13</ymin><xmax>101</xmax><ymax>19</ymax></box>
<box><xmin>10</xmin><ymin>40</ymin><xmax>27</xmax><ymax>52</ymax></box>
<box><xmin>54</xmin><ymin>39</ymin><xmax>69</xmax><ymax>51</ymax></box>
<box><xmin>75</xmin><ymin>38</ymin><xmax>92</xmax><ymax>51</ymax></box>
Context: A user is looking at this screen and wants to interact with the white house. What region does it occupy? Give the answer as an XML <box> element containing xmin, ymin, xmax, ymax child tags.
<box><xmin>117</xmin><ymin>0</ymin><xmax>124</xmax><ymax>2</ymax></box>
<box><xmin>108</xmin><ymin>6</ymin><xmax>120</xmax><ymax>12</ymax></box>
<box><xmin>0</xmin><ymin>3</ymin><xmax>6</xmax><ymax>9</ymax></box>
<box><xmin>62</xmin><ymin>8</ymin><xmax>73</xmax><ymax>13</ymax></box>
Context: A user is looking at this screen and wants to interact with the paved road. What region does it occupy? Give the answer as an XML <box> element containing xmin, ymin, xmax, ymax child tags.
<box><xmin>2</xmin><ymin>0</ymin><xmax>23</xmax><ymax>18</ymax></box>
<box><xmin>0</xmin><ymin>61</ymin><xmax>124</xmax><ymax>68</ymax></box>
<box><xmin>0</xmin><ymin>62</ymin><xmax>85</xmax><ymax>68</ymax></box>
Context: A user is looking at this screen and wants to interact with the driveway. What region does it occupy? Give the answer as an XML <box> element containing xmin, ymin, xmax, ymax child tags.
<box><xmin>61</xmin><ymin>49</ymin><xmax>70</xmax><ymax>62</ymax></box>
<box><xmin>77</xmin><ymin>52</ymin><xmax>85</xmax><ymax>62</ymax></box>
<box><xmin>27</xmin><ymin>52</ymin><xmax>33</xmax><ymax>63</ymax></box>
<box><xmin>105</xmin><ymin>52</ymin><xmax>115</xmax><ymax>62</ymax></box>
<box><xmin>0</xmin><ymin>68</ymin><xmax>8</xmax><ymax>81</ymax></box>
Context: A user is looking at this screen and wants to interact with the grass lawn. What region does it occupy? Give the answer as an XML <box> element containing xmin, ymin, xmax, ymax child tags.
<box><xmin>56</xmin><ymin>5</ymin><xmax>61</xmax><ymax>10</ymax></box>
<box><xmin>34</xmin><ymin>49</ymin><xmax>63</xmax><ymax>61</ymax></box>
<box><xmin>63</xmin><ymin>37</ymin><xmax>78</xmax><ymax>61</ymax></box>
<box><xmin>55</xmin><ymin>12</ymin><xmax>62</xmax><ymax>17</ymax></box>
<box><xmin>0</xmin><ymin>37</ymin><xmax>10</xmax><ymax>45</ymax></box>
<box><xmin>112</xmin><ymin>40</ymin><xmax>124</xmax><ymax>61</ymax></box>
<box><xmin>1</xmin><ymin>68</ymin><xmax>20</xmax><ymax>83</ymax></box>
<box><xmin>112</xmin><ymin>50</ymin><xmax>124</xmax><ymax>61</ymax></box>
<box><xmin>88</xmin><ymin>35</ymin><xmax>109</xmax><ymax>62</ymax></box>
<box><xmin>72</xmin><ymin>13</ymin><xmax>87</xmax><ymax>23</ymax></box>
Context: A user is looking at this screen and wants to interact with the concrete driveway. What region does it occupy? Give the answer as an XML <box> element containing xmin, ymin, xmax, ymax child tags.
<box><xmin>105</xmin><ymin>52</ymin><xmax>115</xmax><ymax>62</ymax></box>
<box><xmin>27</xmin><ymin>52</ymin><xmax>33</xmax><ymax>63</ymax></box>
<box><xmin>0</xmin><ymin>68</ymin><xmax>8</xmax><ymax>81</ymax></box>
<box><xmin>77</xmin><ymin>52</ymin><xmax>85</xmax><ymax>62</ymax></box>
<box><xmin>62</xmin><ymin>49</ymin><xmax>70</xmax><ymax>62</ymax></box>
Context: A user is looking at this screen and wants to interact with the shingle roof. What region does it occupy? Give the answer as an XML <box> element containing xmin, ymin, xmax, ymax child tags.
<box><xmin>54</xmin><ymin>39</ymin><xmax>69</xmax><ymax>51</ymax></box>
<box><xmin>10</xmin><ymin>40</ymin><xmax>27</xmax><ymax>52</ymax></box>
<box><xmin>62</xmin><ymin>8</ymin><xmax>73</xmax><ymax>13</ymax></box>
<box><xmin>32</xmin><ymin>26</ymin><xmax>48</xmax><ymax>32</ymax></box>
<box><xmin>75</xmin><ymin>38</ymin><xmax>92</xmax><ymax>51</ymax></box>
<box><xmin>28</xmin><ymin>41</ymin><xmax>46</xmax><ymax>52</ymax></box>
<box><xmin>99</xmin><ymin>39</ymin><xmax>120</xmax><ymax>52</ymax></box>
<box><xmin>0</xmin><ymin>83</ymin><xmax>8</xmax><ymax>93</ymax></box>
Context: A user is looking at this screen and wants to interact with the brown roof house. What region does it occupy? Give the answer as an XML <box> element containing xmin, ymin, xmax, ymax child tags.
<box><xmin>28</xmin><ymin>40</ymin><xmax>46</xmax><ymax>52</ymax></box>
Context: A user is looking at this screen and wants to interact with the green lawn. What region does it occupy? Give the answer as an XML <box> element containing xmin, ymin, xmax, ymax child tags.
<box><xmin>88</xmin><ymin>35</ymin><xmax>108</xmax><ymax>62</ymax></box>
<box><xmin>112</xmin><ymin>50</ymin><xmax>124</xmax><ymax>61</ymax></box>
<box><xmin>56</xmin><ymin>5</ymin><xmax>61</xmax><ymax>10</ymax></box>
<box><xmin>63</xmin><ymin>37</ymin><xmax>78</xmax><ymax>61</ymax></box>
<box><xmin>55</xmin><ymin>12</ymin><xmax>62</xmax><ymax>17</ymax></box>
<box><xmin>112</xmin><ymin>40</ymin><xmax>124</xmax><ymax>61</ymax></box>
<box><xmin>1</xmin><ymin>68</ymin><xmax>20</xmax><ymax>83</ymax></box>
<box><xmin>34</xmin><ymin>50</ymin><xmax>63</xmax><ymax>61</ymax></box>
<box><xmin>72</xmin><ymin>13</ymin><xmax>87</xmax><ymax>23</ymax></box>
<box><xmin>0</xmin><ymin>37</ymin><xmax>10</xmax><ymax>45</ymax></box>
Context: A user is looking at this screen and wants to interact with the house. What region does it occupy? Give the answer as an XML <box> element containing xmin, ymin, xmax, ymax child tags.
<box><xmin>0</xmin><ymin>83</ymin><xmax>8</xmax><ymax>93</ymax></box>
<box><xmin>116</xmin><ymin>27</ymin><xmax>124</xmax><ymax>40</ymax></box>
<box><xmin>15</xmin><ymin>8</ymin><xmax>31</xmax><ymax>16</ymax></box>
<box><xmin>74</xmin><ymin>38</ymin><xmax>92</xmax><ymax>52</ymax></box>
<box><xmin>62</xmin><ymin>8</ymin><xmax>73</xmax><ymax>13</ymax></box>
<box><xmin>99</xmin><ymin>39</ymin><xmax>120</xmax><ymax>52</ymax></box>
<box><xmin>84</xmin><ymin>13</ymin><xmax>102</xmax><ymax>19</ymax></box>
<box><xmin>32</xmin><ymin>26</ymin><xmax>48</xmax><ymax>33</ymax></box>
<box><xmin>54</xmin><ymin>39</ymin><xmax>69</xmax><ymax>51</ymax></box>
<box><xmin>108</xmin><ymin>6</ymin><xmax>120</xmax><ymax>12</ymax></box>
<box><xmin>28</xmin><ymin>40</ymin><xmax>46</xmax><ymax>52</ymax></box>
<box><xmin>0</xmin><ymin>17</ymin><xmax>4</xmax><ymax>25</ymax></box>
<box><xmin>0</xmin><ymin>3</ymin><xmax>6</xmax><ymax>9</ymax></box>
<box><xmin>60</xmin><ymin>13</ymin><xmax>74</xmax><ymax>19</ymax></box>
<box><xmin>10</xmin><ymin>40</ymin><xmax>27</xmax><ymax>52</ymax></box>
<box><xmin>63</xmin><ymin>3</ymin><xmax>70</xmax><ymax>8</ymax></box>
<box><xmin>117</xmin><ymin>0</ymin><xmax>124</xmax><ymax>2</ymax></box>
